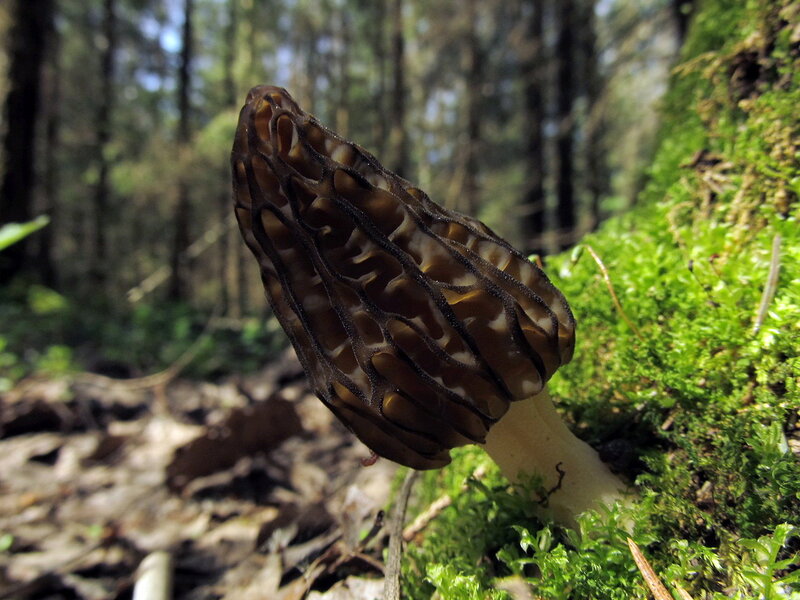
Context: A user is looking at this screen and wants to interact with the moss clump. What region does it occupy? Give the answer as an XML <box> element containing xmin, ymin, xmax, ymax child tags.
<box><xmin>400</xmin><ymin>0</ymin><xmax>800</xmax><ymax>597</ymax></box>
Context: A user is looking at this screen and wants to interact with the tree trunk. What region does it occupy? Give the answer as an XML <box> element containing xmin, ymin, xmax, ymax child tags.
<box><xmin>388</xmin><ymin>0</ymin><xmax>409</xmax><ymax>178</ymax></box>
<box><xmin>555</xmin><ymin>0</ymin><xmax>576</xmax><ymax>250</ymax></box>
<box><xmin>369</xmin><ymin>0</ymin><xmax>388</xmax><ymax>156</ymax></box>
<box><xmin>0</xmin><ymin>0</ymin><xmax>53</xmax><ymax>284</ymax></box>
<box><xmin>291</xmin><ymin>10</ymin><xmax>321</xmax><ymax>116</ymax></box>
<box><xmin>169</xmin><ymin>0</ymin><xmax>194</xmax><ymax>302</ymax></box>
<box><xmin>519</xmin><ymin>0</ymin><xmax>546</xmax><ymax>255</ymax></box>
<box><xmin>578</xmin><ymin>0</ymin><xmax>608</xmax><ymax>230</ymax></box>
<box><xmin>38</xmin><ymin>2</ymin><xmax>60</xmax><ymax>288</ymax></box>
<box><xmin>335</xmin><ymin>9</ymin><xmax>351</xmax><ymax>138</ymax></box>
<box><xmin>223</xmin><ymin>0</ymin><xmax>237</xmax><ymax>107</ymax></box>
<box><xmin>672</xmin><ymin>0</ymin><xmax>695</xmax><ymax>45</ymax></box>
<box><xmin>462</xmin><ymin>0</ymin><xmax>483</xmax><ymax>216</ymax></box>
<box><xmin>219</xmin><ymin>0</ymin><xmax>238</xmax><ymax>315</ymax></box>
<box><xmin>92</xmin><ymin>0</ymin><xmax>116</xmax><ymax>286</ymax></box>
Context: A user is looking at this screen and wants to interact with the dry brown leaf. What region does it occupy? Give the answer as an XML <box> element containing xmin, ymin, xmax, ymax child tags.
<box><xmin>166</xmin><ymin>394</ymin><xmax>302</xmax><ymax>490</ymax></box>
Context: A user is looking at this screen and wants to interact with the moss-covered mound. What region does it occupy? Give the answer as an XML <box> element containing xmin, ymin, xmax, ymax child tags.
<box><xmin>401</xmin><ymin>1</ymin><xmax>800</xmax><ymax>597</ymax></box>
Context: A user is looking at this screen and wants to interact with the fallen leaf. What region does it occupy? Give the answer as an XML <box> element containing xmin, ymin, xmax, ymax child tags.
<box><xmin>166</xmin><ymin>394</ymin><xmax>303</xmax><ymax>491</ymax></box>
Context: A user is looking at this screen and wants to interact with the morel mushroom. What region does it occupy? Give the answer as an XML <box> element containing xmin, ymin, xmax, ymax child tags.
<box><xmin>232</xmin><ymin>85</ymin><xmax>626</xmax><ymax>524</ymax></box>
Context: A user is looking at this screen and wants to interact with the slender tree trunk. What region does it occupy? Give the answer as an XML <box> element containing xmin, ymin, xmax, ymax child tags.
<box><xmin>389</xmin><ymin>0</ymin><xmax>409</xmax><ymax>178</ymax></box>
<box><xmin>370</xmin><ymin>1</ymin><xmax>388</xmax><ymax>156</ymax></box>
<box><xmin>223</xmin><ymin>1</ymin><xmax>237</xmax><ymax>107</ymax></box>
<box><xmin>170</xmin><ymin>0</ymin><xmax>194</xmax><ymax>302</ymax></box>
<box><xmin>291</xmin><ymin>11</ymin><xmax>320</xmax><ymax>116</ymax></box>
<box><xmin>0</xmin><ymin>0</ymin><xmax>53</xmax><ymax>284</ymax></box>
<box><xmin>92</xmin><ymin>0</ymin><xmax>116</xmax><ymax>286</ymax></box>
<box><xmin>236</xmin><ymin>0</ymin><xmax>254</xmax><ymax>316</ymax></box>
<box><xmin>555</xmin><ymin>0</ymin><xmax>576</xmax><ymax>250</ymax></box>
<box><xmin>578</xmin><ymin>0</ymin><xmax>608</xmax><ymax>230</ymax></box>
<box><xmin>520</xmin><ymin>0</ymin><xmax>546</xmax><ymax>255</ymax></box>
<box><xmin>38</xmin><ymin>3</ymin><xmax>60</xmax><ymax>288</ymax></box>
<box><xmin>335</xmin><ymin>10</ymin><xmax>351</xmax><ymax>138</ymax></box>
<box><xmin>462</xmin><ymin>0</ymin><xmax>483</xmax><ymax>216</ymax></box>
<box><xmin>672</xmin><ymin>0</ymin><xmax>695</xmax><ymax>45</ymax></box>
<box><xmin>319</xmin><ymin>10</ymin><xmax>336</xmax><ymax>124</ymax></box>
<box><xmin>219</xmin><ymin>0</ymin><xmax>238</xmax><ymax>315</ymax></box>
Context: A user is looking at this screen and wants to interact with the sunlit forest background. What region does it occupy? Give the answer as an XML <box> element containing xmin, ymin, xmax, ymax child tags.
<box><xmin>0</xmin><ymin>0</ymin><xmax>690</xmax><ymax>382</ymax></box>
<box><xmin>4</xmin><ymin>1</ymin><xmax>800</xmax><ymax>598</ymax></box>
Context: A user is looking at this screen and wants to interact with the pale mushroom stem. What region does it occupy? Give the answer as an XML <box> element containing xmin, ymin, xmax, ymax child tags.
<box><xmin>483</xmin><ymin>388</ymin><xmax>626</xmax><ymax>526</ymax></box>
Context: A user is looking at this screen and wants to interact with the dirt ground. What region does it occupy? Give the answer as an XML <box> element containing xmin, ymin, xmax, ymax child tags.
<box><xmin>0</xmin><ymin>349</ymin><xmax>401</xmax><ymax>599</ymax></box>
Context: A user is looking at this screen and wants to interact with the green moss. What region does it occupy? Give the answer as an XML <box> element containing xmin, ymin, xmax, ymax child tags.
<box><xmin>400</xmin><ymin>1</ymin><xmax>800</xmax><ymax>597</ymax></box>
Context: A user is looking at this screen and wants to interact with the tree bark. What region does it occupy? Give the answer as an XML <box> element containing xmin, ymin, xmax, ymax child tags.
<box><xmin>388</xmin><ymin>0</ymin><xmax>409</xmax><ymax>178</ymax></box>
<box><xmin>38</xmin><ymin>1</ymin><xmax>61</xmax><ymax>288</ymax></box>
<box><xmin>92</xmin><ymin>0</ymin><xmax>116</xmax><ymax>286</ymax></box>
<box><xmin>462</xmin><ymin>0</ymin><xmax>483</xmax><ymax>216</ymax></box>
<box><xmin>0</xmin><ymin>0</ymin><xmax>53</xmax><ymax>284</ymax></box>
<box><xmin>336</xmin><ymin>9</ymin><xmax>351</xmax><ymax>138</ymax></box>
<box><xmin>219</xmin><ymin>0</ymin><xmax>238</xmax><ymax>315</ymax></box>
<box><xmin>672</xmin><ymin>0</ymin><xmax>695</xmax><ymax>45</ymax></box>
<box><xmin>369</xmin><ymin>0</ymin><xmax>388</xmax><ymax>156</ymax></box>
<box><xmin>578</xmin><ymin>0</ymin><xmax>608</xmax><ymax>230</ymax></box>
<box><xmin>519</xmin><ymin>0</ymin><xmax>546</xmax><ymax>255</ymax></box>
<box><xmin>169</xmin><ymin>0</ymin><xmax>194</xmax><ymax>302</ymax></box>
<box><xmin>555</xmin><ymin>0</ymin><xmax>576</xmax><ymax>250</ymax></box>
<box><xmin>291</xmin><ymin>9</ymin><xmax>321</xmax><ymax>116</ymax></box>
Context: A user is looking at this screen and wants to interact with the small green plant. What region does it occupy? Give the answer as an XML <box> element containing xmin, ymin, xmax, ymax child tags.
<box><xmin>734</xmin><ymin>524</ymin><xmax>800</xmax><ymax>600</ymax></box>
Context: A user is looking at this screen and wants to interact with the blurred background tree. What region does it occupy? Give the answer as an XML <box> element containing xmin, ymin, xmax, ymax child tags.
<box><xmin>0</xmin><ymin>0</ymin><xmax>686</xmax><ymax>378</ymax></box>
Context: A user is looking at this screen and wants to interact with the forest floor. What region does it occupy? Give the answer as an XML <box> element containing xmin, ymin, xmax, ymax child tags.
<box><xmin>0</xmin><ymin>349</ymin><xmax>404</xmax><ymax>600</ymax></box>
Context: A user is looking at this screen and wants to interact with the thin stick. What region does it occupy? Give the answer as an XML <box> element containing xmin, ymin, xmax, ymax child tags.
<box><xmin>402</xmin><ymin>494</ymin><xmax>452</xmax><ymax>542</ymax></box>
<box><xmin>74</xmin><ymin>304</ymin><xmax>221</xmax><ymax>391</ymax></box>
<box><xmin>384</xmin><ymin>470</ymin><xmax>418</xmax><ymax>600</ymax></box>
<box><xmin>753</xmin><ymin>233</ymin><xmax>781</xmax><ymax>334</ymax></box>
<box><xmin>674</xmin><ymin>583</ymin><xmax>696</xmax><ymax>600</ymax></box>
<box><xmin>126</xmin><ymin>220</ymin><xmax>236</xmax><ymax>303</ymax></box>
<box><xmin>402</xmin><ymin>465</ymin><xmax>486</xmax><ymax>541</ymax></box>
<box><xmin>627</xmin><ymin>538</ymin><xmax>672</xmax><ymax>600</ymax></box>
<box><xmin>583</xmin><ymin>245</ymin><xmax>645</xmax><ymax>342</ymax></box>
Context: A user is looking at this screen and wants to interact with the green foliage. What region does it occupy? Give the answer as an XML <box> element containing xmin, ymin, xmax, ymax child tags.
<box><xmin>0</xmin><ymin>215</ymin><xmax>49</xmax><ymax>251</ymax></box>
<box><xmin>735</xmin><ymin>524</ymin><xmax>800</xmax><ymax>599</ymax></box>
<box><xmin>0</xmin><ymin>288</ymin><xmax>287</xmax><ymax>385</ymax></box>
<box><xmin>103</xmin><ymin>302</ymin><xmax>287</xmax><ymax>378</ymax></box>
<box><xmin>0</xmin><ymin>283</ymin><xmax>78</xmax><ymax>390</ymax></box>
<box><xmin>0</xmin><ymin>337</ymin><xmax>24</xmax><ymax>393</ymax></box>
<box><xmin>400</xmin><ymin>0</ymin><xmax>800</xmax><ymax>597</ymax></box>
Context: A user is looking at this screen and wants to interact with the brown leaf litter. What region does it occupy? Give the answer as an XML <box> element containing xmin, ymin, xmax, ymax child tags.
<box><xmin>0</xmin><ymin>349</ymin><xmax>399</xmax><ymax>599</ymax></box>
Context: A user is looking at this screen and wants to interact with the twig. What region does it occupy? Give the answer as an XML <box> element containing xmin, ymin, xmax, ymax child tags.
<box><xmin>0</xmin><ymin>481</ymin><xmax>167</xmax><ymax>600</ymax></box>
<box><xmin>535</xmin><ymin>462</ymin><xmax>566</xmax><ymax>507</ymax></box>
<box><xmin>753</xmin><ymin>233</ymin><xmax>782</xmax><ymax>335</ymax></box>
<box><xmin>133</xmin><ymin>551</ymin><xmax>173</xmax><ymax>600</ymax></box>
<box><xmin>74</xmin><ymin>304</ymin><xmax>221</xmax><ymax>391</ymax></box>
<box><xmin>494</xmin><ymin>575</ymin><xmax>536</xmax><ymax>600</ymax></box>
<box><xmin>627</xmin><ymin>538</ymin><xmax>672</xmax><ymax>600</ymax></box>
<box><xmin>686</xmin><ymin>260</ymin><xmax>721</xmax><ymax>308</ymax></box>
<box><xmin>403</xmin><ymin>494</ymin><xmax>452</xmax><ymax>542</ymax></box>
<box><xmin>581</xmin><ymin>245</ymin><xmax>645</xmax><ymax>343</ymax></box>
<box><xmin>126</xmin><ymin>220</ymin><xmax>236</xmax><ymax>303</ymax></box>
<box><xmin>402</xmin><ymin>465</ymin><xmax>486</xmax><ymax>542</ymax></box>
<box><xmin>674</xmin><ymin>583</ymin><xmax>696</xmax><ymax>600</ymax></box>
<box><xmin>0</xmin><ymin>543</ymin><xmax>105</xmax><ymax>600</ymax></box>
<box><xmin>384</xmin><ymin>470</ymin><xmax>418</xmax><ymax>600</ymax></box>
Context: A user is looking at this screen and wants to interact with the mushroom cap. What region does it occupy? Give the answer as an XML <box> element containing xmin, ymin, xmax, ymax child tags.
<box><xmin>232</xmin><ymin>85</ymin><xmax>575</xmax><ymax>469</ymax></box>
